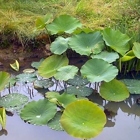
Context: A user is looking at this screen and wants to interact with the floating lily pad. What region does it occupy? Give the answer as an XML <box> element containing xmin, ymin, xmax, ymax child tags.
<box><xmin>0</xmin><ymin>93</ymin><xmax>29</xmax><ymax>112</ymax></box>
<box><xmin>67</xmin><ymin>86</ymin><xmax>93</xmax><ymax>97</ymax></box>
<box><xmin>67</xmin><ymin>75</ymin><xmax>89</xmax><ymax>86</ymax></box>
<box><xmin>23</xmin><ymin>68</ymin><xmax>35</xmax><ymax>73</ymax></box>
<box><xmin>16</xmin><ymin>73</ymin><xmax>37</xmax><ymax>83</ymax></box>
<box><xmin>60</xmin><ymin>100</ymin><xmax>106</xmax><ymax>139</ymax></box>
<box><xmin>20</xmin><ymin>99</ymin><xmax>57</xmax><ymax>125</ymax></box>
<box><xmin>54</xmin><ymin>65</ymin><xmax>78</xmax><ymax>81</ymax></box>
<box><xmin>31</xmin><ymin>58</ymin><xmax>44</xmax><ymax>69</ymax></box>
<box><xmin>121</xmin><ymin>79</ymin><xmax>140</xmax><ymax>94</ymax></box>
<box><xmin>100</xmin><ymin>79</ymin><xmax>130</xmax><ymax>102</ymax></box>
<box><xmin>80</xmin><ymin>58</ymin><xmax>118</xmax><ymax>82</ymax></box>
<box><xmin>34</xmin><ymin>79</ymin><xmax>54</xmax><ymax>89</ymax></box>
<box><xmin>47</xmin><ymin>111</ymin><xmax>63</xmax><ymax>131</ymax></box>
<box><xmin>0</xmin><ymin>71</ymin><xmax>10</xmax><ymax>91</ymax></box>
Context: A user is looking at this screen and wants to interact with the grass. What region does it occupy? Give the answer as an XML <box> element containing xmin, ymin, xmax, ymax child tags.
<box><xmin>0</xmin><ymin>0</ymin><xmax>139</xmax><ymax>48</ymax></box>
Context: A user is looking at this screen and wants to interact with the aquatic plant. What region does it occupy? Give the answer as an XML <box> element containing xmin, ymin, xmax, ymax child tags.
<box><xmin>0</xmin><ymin>108</ymin><xmax>6</xmax><ymax>130</ymax></box>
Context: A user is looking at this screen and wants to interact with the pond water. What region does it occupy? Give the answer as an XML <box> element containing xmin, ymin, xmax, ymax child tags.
<box><xmin>0</xmin><ymin>57</ymin><xmax>140</xmax><ymax>140</ymax></box>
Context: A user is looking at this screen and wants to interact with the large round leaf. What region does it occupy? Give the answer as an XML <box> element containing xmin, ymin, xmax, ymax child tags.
<box><xmin>91</xmin><ymin>51</ymin><xmax>119</xmax><ymax>63</ymax></box>
<box><xmin>20</xmin><ymin>99</ymin><xmax>57</xmax><ymax>125</ymax></box>
<box><xmin>120</xmin><ymin>50</ymin><xmax>135</xmax><ymax>62</ymax></box>
<box><xmin>50</xmin><ymin>37</ymin><xmax>70</xmax><ymax>55</ymax></box>
<box><xmin>0</xmin><ymin>71</ymin><xmax>10</xmax><ymax>91</ymax></box>
<box><xmin>100</xmin><ymin>79</ymin><xmax>129</xmax><ymax>102</ymax></box>
<box><xmin>102</xmin><ymin>28</ymin><xmax>130</xmax><ymax>55</ymax></box>
<box><xmin>121</xmin><ymin>79</ymin><xmax>140</xmax><ymax>94</ymax></box>
<box><xmin>80</xmin><ymin>58</ymin><xmax>118</xmax><ymax>82</ymax></box>
<box><xmin>69</xmin><ymin>31</ymin><xmax>104</xmax><ymax>56</ymax></box>
<box><xmin>47</xmin><ymin>14</ymin><xmax>82</xmax><ymax>34</ymax></box>
<box><xmin>54</xmin><ymin>65</ymin><xmax>78</xmax><ymax>81</ymax></box>
<box><xmin>38</xmin><ymin>54</ymin><xmax>68</xmax><ymax>78</ymax></box>
<box><xmin>0</xmin><ymin>93</ymin><xmax>29</xmax><ymax>112</ymax></box>
<box><xmin>133</xmin><ymin>42</ymin><xmax>140</xmax><ymax>59</ymax></box>
<box><xmin>60</xmin><ymin>100</ymin><xmax>106</xmax><ymax>139</ymax></box>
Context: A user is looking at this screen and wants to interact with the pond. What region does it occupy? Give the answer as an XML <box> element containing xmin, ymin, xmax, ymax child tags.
<box><xmin>0</xmin><ymin>57</ymin><xmax>140</xmax><ymax>140</ymax></box>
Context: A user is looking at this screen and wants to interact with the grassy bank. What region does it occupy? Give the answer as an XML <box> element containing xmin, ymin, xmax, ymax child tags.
<box><xmin>0</xmin><ymin>0</ymin><xmax>139</xmax><ymax>48</ymax></box>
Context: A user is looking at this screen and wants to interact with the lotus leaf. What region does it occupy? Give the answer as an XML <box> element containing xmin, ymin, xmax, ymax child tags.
<box><xmin>80</xmin><ymin>58</ymin><xmax>118</xmax><ymax>82</ymax></box>
<box><xmin>0</xmin><ymin>93</ymin><xmax>29</xmax><ymax>112</ymax></box>
<box><xmin>121</xmin><ymin>50</ymin><xmax>135</xmax><ymax>62</ymax></box>
<box><xmin>121</xmin><ymin>79</ymin><xmax>140</xmax><ymax>94</ymax></box>
<box><xmin>0</xmin><ymin>108</ymin><xmax>6</xmax><ymax>129</ymax></box>
<box><xmin>23</xmin><ymin>68</ymin><xmax>35</xmax><ymax>73</ymax></box>
<box><xmin>0</xmin><ymin>71</ymin><xmax>10</xmax><ymax>91</ymax></box>
<box><xmin>38</xmin><ymin>54</ymin><xmax>68</xmax><ymax>78</ymax></box>
<box><xmin>133</xmin><ymin>42</ymin><xmax>140</xmax><ymax>59</ymax></box>
<box><xmin>50</xmin><ymin>37</ymin><xmax>70</xmax><ymax>55</ymax></box>
<box><xmin>47</xmin><ymin>14</ymin><xmax>82</xmax><ymax>34</ymax></box>
<box><xmin>47</xmin><ymin>111</ymin><xmax>63</xmax><ymax>131</ymax></box>
<box><xmin>60</xmin><ymin>100</ymin><xmax>106</xmax><ymax>139</ymax></box>
<box><xmin>54</xmin><ymin>65</ymin><xmax>78</xmax><ymax>81</ymax></box>
<box><xmin>35</xmin><ymin>14</ymin><xmax>52</xmax><ymax>30</ymax></box>
<box><xmin>67</xmin><ymin>86</ymin><xmax>93</xmax><ymax>97</ymax></box>
<box><xmin>20</xmin><ymin>99</ymin><xmax>57</xmax><ymax>125</ymax></box>
<box><xmin>91</xmin><ymin>51</ymin><xmax>119</xmax><ymax>63</ymax></box>
<box><xmin>67</xmin><ymin>75</ymin><xmax>89</xmax><ymax>86</ymax></box>
<box><xmin>10</xmin><ymin>60</ymin><xmax>19</xmax><ymax>71</ymax></box>
<box><xmin>31</xmin><ymin>58</ymin><xmax>44</xmax><ymax>69</ymax></box>
<box><xmin>34</xmin><ymin>79</ymin><xmax>54</xmax><ymax>89</ymax></box>
<box><xmin>102</xmin><ymin>28</ymin><xmax>130</xmax><ymax>55</ymax></box>
<box><xmin>16</xmin><ymin>73</ymin><xmax>37</xmax><ymax>83</ymax></box>
<box><xmin>6</xmin><ymin>77</ymin><xmax>16</xmax><ymax>88</ymax></box>
<box><xmin>68</xmin><ymin>31</ymin><xmax>104</xmax><ymax>56</ymax></box>
<box><xmin>100</xmin><ymin>79</ymin><xmax>129</xmax><ymax>102</ymax></box>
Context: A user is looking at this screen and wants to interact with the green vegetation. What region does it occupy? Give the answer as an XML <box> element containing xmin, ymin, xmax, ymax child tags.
<box><xmin>0</xmin><ymin>0</ymin><xmax>139</xmax><ymax>48</ymax></box>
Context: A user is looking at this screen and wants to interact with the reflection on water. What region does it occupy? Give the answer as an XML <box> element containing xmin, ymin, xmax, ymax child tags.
<box><xmin>1</xmin><ymin>83</ymin><xmax>140</xmax><ymax>140</ymax></box>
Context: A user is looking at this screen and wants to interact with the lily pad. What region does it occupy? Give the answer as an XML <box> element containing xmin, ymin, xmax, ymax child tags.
<box><xmin>23</xmin><ymin>68</ymin><xmax>35</xmax><ymax>73</ymax></box>
<box><xmin>100</xmin><ymin>79</ymin><xmax>130</xmax><ymax>102</ymax></box>
<box><xmin>0</xmin><ymin>71</ymin><xmax>10</xmax><ymax>91</ymax></box>
<box><xmin>54</xmin><ymin>65</ymin><xmax>78</xmax><ymax>81</ymax></box>
<box><xmin>47</xmin><ymin>14</ymin><xmax>82</xmax><ymax>34</ymax></box>
<box><xmin>67</xmin><ymin>86</ymin><xmax>93</xmax><ymax>97</ymax></box>
<box><xmin>50</xmin><ymin>37</ymin><xmax>70</xmax><ymax>55</ymax></box>
<box><xmin>47</xmin><ymin>111</ymin><xmax>63</xmax><ymax>131</ymax></box>
<box><xmin>34</xmin><ymin>79</ymin><xmax>54</xmax><ymax>89</ymax></box>
<box><xmin>67</xmin><ymin>75</ymin><xmax>89</xmax><ymax>86</ymax></box>
<box><xmin>31</xmin><ymin>58</ymin><xmax>44</xmax><ymax>69</ymax></box>
<box><xmin>0</xmin><ymin>93</ymin><xmax>29</xmax><ymax>112</ymax></box>
<box><xmin>38</xmin><ymin>54</ymin><xmax>68</xmax><ymax>78</ymax></box>
<box><xmin>69</xmin><ymin>31</ymin><xmax>104</xmax><ymax>56</ymax></box>
<box><xmin>80</xmin><ymin>58</ymin><xmax>118</xmax><ymax>82</ymax></box>
<box><xmin>102</xmin><ymin>28</ymin><xmax>130</xmax><ymax>55</ymax></box>
<box><xmin>60</xmin><ymin>100</ymin><xmax>106</xmax><ymax>139</ymax></box>
<box><xmin>91</xmin><ymin>51</ymin><xmax>119</xmax><ymax>63</ymax></box>
<box><xmin>20</xmin><ymin>99</ymin><xmax>57</xmax><ymax>125</ymax></box>
<box><xmin>121</xmin><ymin>79</ymin><xmax>140</xmax><ymax>94</ymax></box>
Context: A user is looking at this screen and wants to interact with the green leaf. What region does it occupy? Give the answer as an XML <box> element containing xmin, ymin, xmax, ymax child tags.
<box><xmin>34</xmin><ymin>79</ymin><xmax>54</xmax><ymax>89</ymax></box>
<box><xmin>69</xmin><ymin>31</ymin><xmax>104</xmax><ymax>56</ymax></box>
<box><xmin>54</xmin><ymin>65</ymin><xmax>78</xmax><ymax>81</ymax></box>
<box><xmin>60</xmin><ymin>100</ymin><xmax>106</xmax><ymax>139</ymax></box>
<box><xmin>80</xmin><ymin>58</ymin><xmax>118</xmax><ymax>82</ymax></box>
<box><xmin>67</xmin><ymin>75</ymin><xmax>89</xmax><ymax>86</ymax></box>
<box><xmin>35</xmin><ymin>14</ymin><xmax>52</xmax><ymax>30</ymax></box>
<box><xmin>121</xmin><ymin>79</ymin><xmax>140</xmax><ymax>94</ymax></box>
<box><xmin>0</xmin><ymin>71</ymin><xmax>10</xmax><ymax>91</ymax></box>
<box><xmin>0</xmin><ymin>108</ymin><xmax>6</xmax><ymax>129</ymax></box>
<box><xmin>67</xmin><ymin>86</ymin><xmax>93</xmax><ymax>97</ymax></box>
<box><xmin>100</xmin><ymin>79</ymin><xmax>129</xmax><ymax>102</ymax></box>
<box><xmin>120</xmin><ymin>50</ymin><xmax>135</xmax><ymax>62</ymax></box>
<box><xmin>50</xmin><ymin>37</ymin><xmax>70</xmax><ymax>55</ymax></box>
<box><xmin>0</xmin><ymin>93</ymin><xmax>29</xmax><ymax>112</ymax></box>
<box><xmin>38</xmin><ymin>54</ymin><xmax>69</xmax><ymax>78</ymax></box>
<box><xmin>47</xmin><ymin>14</ymin><xmax>82</xmax><ymax>34</ymax></box>
<box><xmin>23</xmin><ymin>68</ymin><xmax>35</xmax><ymax>74</ymax></box>
<box><xmin>47</xmin><ymin>111</ymin><xmax>63</xmax><ymax>131</ymax></box>
<box><xmin>91</xmin><ymin>51</ymin><xmax>119</xmax><ymax>63</ymax></box>
<box><xmin>133</xmin><ymin>42</ymin><xmax>140</xmax><ymax>59</ymax></box>
<box><xmin>31</xmin><ymin>58</ymin><xmax>44</xmax><ymax>69</ymax></box>
<box><xmin>20</xmin><ymin>99</ymin><xmax>57</xmax><ymax>125</ymax></box>
<box><xmin>10</xmin><ymin>60</ymin><xmax>19</xmax><ymax>71</ymax></box>
<box><xmin>102</xmin><ymin>28</ymin><xmax>130</xmax><ymax>55</ymax></box>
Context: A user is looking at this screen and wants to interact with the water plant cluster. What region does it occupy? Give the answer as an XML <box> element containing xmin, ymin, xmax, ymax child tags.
<box><xmin>0</xmin><ymin>14</ymin><xmax>140</xmax><ymax>139</ymax></box>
